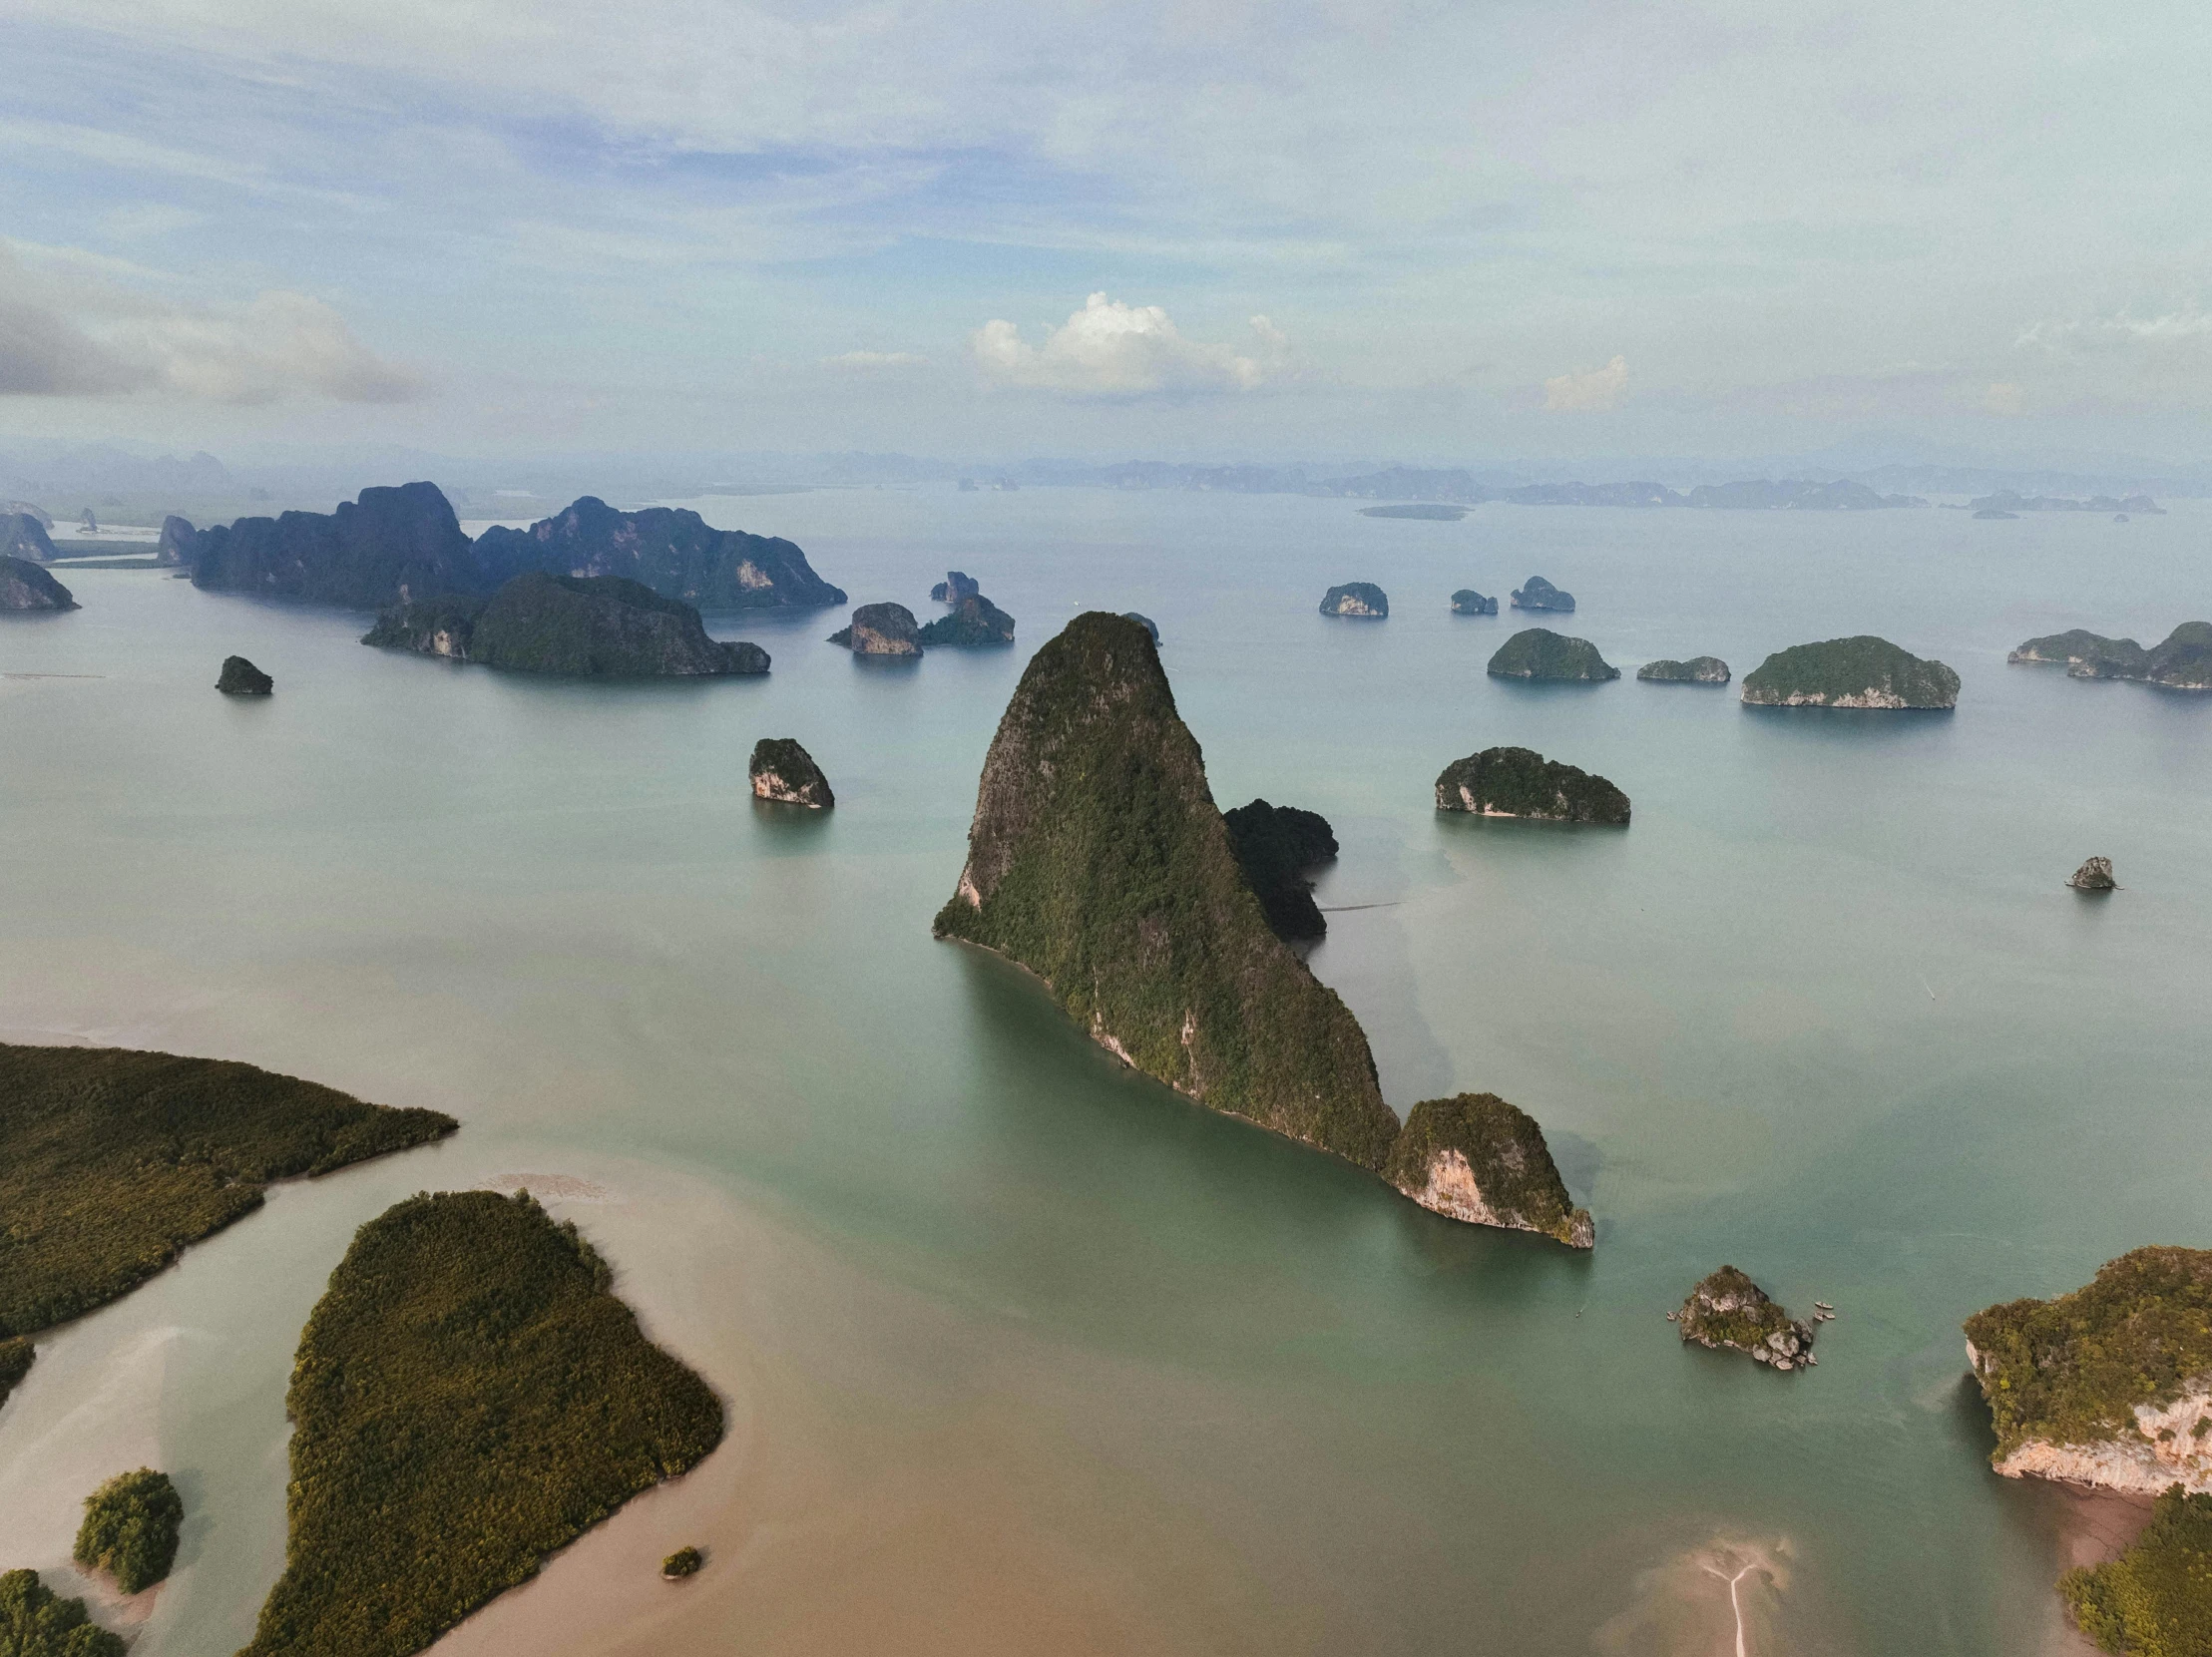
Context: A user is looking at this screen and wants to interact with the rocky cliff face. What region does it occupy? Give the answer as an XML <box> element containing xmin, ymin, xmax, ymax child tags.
<box><xmin>1383</xmin><ymin>1094</ymin><xmax>1592</xmax><ymax>1248</ymax></box>
<box><xmin>191</xmin><ymin>483</ymin><xmax>477</xmax><ymax>609</ymax></box>
<box><xmin>157</xmin><ymin>516</ymin><xmax>201</xmax><ymax>567</ymax></box>
<box><xmin>1676</xmin><ymin>1267</ymin><xmax>1816</xmax><ymax>1370</ymax></box>
<box><xmin>1320</xmin><ymin>582</ymin><xmax>1389</xmax><ymax>618</ymax></box>
<box><xmin>473</xmin><ymin>497</ymin><xmax>844</xmax><ymax>611</ymax></box>
<box><xmin>0</xmin><ymin>557</ymin><xmax>76</xmax><ymax>612</ymax></box>
<box><xmin>1966</xmin><ymin>1246</ymin><xmax>2212</xmax><ymax>1495</ymax></box>
<box><xmin>930</xmin><ymin>572</ymin><xmax>980</xmax><ymax>605</ymax></box>
<box><xmin>749</xmin><ymin>738</ymin><xmax>834</xmax><ymax>808</ymax></box>
<box><xmin>1</xmin><ymin>513</ymin><xmax>58</xmax><ymax>564</ymax></box>
<box><xmin>363</xmin><ymin>574</ymin><xmax>769</xmax><ymax>676</ymax></box>
<box><xmin>829</xmin><ymin>603</ymin><xmax>922</xmax><ymax>655</ymax></box>
<box><xmin>1486</xmin><ymin>628</ymin><xmax>1618</xmax><ymax>681</ymax></box>
<box><xmin>1435</xmin><ymin>746</ymin><xmax>1629</xmax><ymax>823</ymax></box>
<box><xmin>935</xmin><ymin>613</ymin><xmax>1401</xmax><ymax>1170</ymax></box>
<box><xmin>2070</xmin><ymin>856</ymin><xmax>2117</xmax><ymax>891</ymax></box>
<box><xmin>1741</xmin><ymin>636</ymin><xmax>1960</xmax><ymax>708</ymax></box>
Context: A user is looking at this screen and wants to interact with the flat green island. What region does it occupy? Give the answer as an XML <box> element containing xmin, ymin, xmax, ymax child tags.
<box><xmin>1383</xmin><ymin>1094</ymin><xmax>1591</xmax><ymax>1248</ymax></box>
<box><xmin>1965</xmin><ymin>1246</ymin><xmax>2212</xmax><ymax>1494</ymax></box>
<box><xmin>0</xmin><ymin>1042</ymin><xmax>456</xmax><ymax>1351</ymax></box>
<box><xmin>0</xmin><ymin>1569</ymin><xmax>124</xmax><ymax>1657</ymax></box>
<box><xmin>75</xmin><ymin>1468</ymin><xmax>184</xmax><ymax>1594</ymax></box>
<box><xmin>1740</xmin><ymin>635</ymin><xmax>1959</xmax><ymax>708</ymax></box>
<box><xmin>2009</xmin><ymin>628</ymin><xmax>2151</xmax><ymax>678</ymax></box>
<box><xmin>2060</xmin><ymin>1484</ymin><xmax>2212</xmax><ymax>1657</ymax></box>
<box><xmin>935</xmin><ymin>612</ymin><xmax>1401</xmax><ymax>1170</ymax></box>
<box><xmin>237</xmin><ymin>1190</ymin><xmax>724</xmax><ymax>1657</ymax></box>
<box><xmin>1435</xmin><ymin>745</ymin><xmax>1629</xmax><ymax>824</ymax></box>
<box><xmin>1486</xmin><ymin>627</ymin><xmax>1618</xmax><ymax>681</ymax></box>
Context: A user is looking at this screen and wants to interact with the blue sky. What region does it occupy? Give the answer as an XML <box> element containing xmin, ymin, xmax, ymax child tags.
<box><xmin>3</xmin><ymin>0</ymin><xmax>2209</xmax><ymax>461</ymax></box>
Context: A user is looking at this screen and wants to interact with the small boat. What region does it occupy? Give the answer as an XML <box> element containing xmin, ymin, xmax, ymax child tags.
<box><xmin>1666</xmin><ymin>1311</ymin><xmax>1678</xmax><ymax>1321</ymax></box>
<box><xmin>1814</xmin><ymin>1302</ymin><xmax>1833</xmax><ymax>1311</ymax></box>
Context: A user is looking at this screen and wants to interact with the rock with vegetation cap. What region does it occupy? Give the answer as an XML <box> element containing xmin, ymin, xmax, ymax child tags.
<box><xmin>1511</xmin><ymin>576</ymin><xmax>1574</xmax><ymax>612</ymax></box>
<box><xmin>2069</xmin><ymin>856</ymin><xmax>2116</xmax><ymax>892</ymax></box>
<box><xmin>365</xmin><ymin>573</ymin><xmax>769</xmax><ymax>676</ymax></box>
<box><xmin>662</xmin><ymin>1546</ymin><xmax>705</xmax><ymax>1581</ymax></box>
<box><xmin>1677</xmin><ymin>1266</ymin><xmax>1815</xmax><ymax>1370</ymax></box>
<box><xmin>1965</xmin><ymin>1245</ymin><xmax>2212</xmax><ymax>1495</ymax></box>
<box><xmin>934</xmin><ymin>612</ymin><xmax>1400</xmax><ymax>1170</ymax></box>
<box><xmin>916</xmin><ymin>591</ymin><xmax>1015</xmax><ymax>646</ymax></box>
<box><xmin>1121</xmin><ymin>612</ymin><xmax>1159</xmax><ymax>643</ymax></box>
<box><xmin>1435</xmin><ymin>745</ymin><xmax>1628</xmax><ymax>823</ymax></box>
<box><xmin>1</xmin><ymin>556</ymin><xmax>77</xmax><ymax>612</ymax></box>
<box><xmin>929</xmin><ymin>571</ymin><xmax>980</xmax><ymax>605</ymax></box>
<box><xmin>218</xmin><ymin>654</ymin><xmax>273</xmax><ymax>694</ymax></box>
<box><xmin>0</xmin><ymin>1570</ymin><xmax>124</xmax><ymax>1657</ymax></box>
<box><xmin>1320</xmin><ymin>582</ymin><xmax>1388</xmax><ymax>619</ymax></box>
<box><xmin>1383</xmin><ymin>1093</ymin><xmax>1592</xmax><ymax>1248</ymax></box>
<box><xmin>1450</xmin><ymin>589</ymin><xmax>1499</xmax><ymax>616</ymax></box>
<box><xmin>1741</xmin><ymin>635</ymin><xmax>1959</xmax><ymax>708</ymax></box>
<box><xmin>2147</xmin><ymin>621</ymin><xmax>2212</xmax><ymax>690</ymax></box>
<box><xmin>1638</xmin><ymin>655</ymin><xmax>1730</xmax><ymax>683</ymax></box>
<box><xmin>828</xmin><ymin>602</ymin><xmax>922</xmax><ymax>656</ymax></box>
<box><xmin>2008</xmin><ymin>628</ymin><xmax>2149</xmax><ymax>677</ymax></box>
<box><xmin>1487</xmin><ymin>627</ymin><xmax>1619</xmax><ymax>682</ymax></box>
<box><xmin>749</xmin><ymin>738</ymin><xmax>833</xmax><ymax>808</ymax></box>
<box><xmin>75</xmin><ymin>1467</ymin><xmax>184</xmax><ymax>1593</ymax></box>
<box><xmin>1222</xmin><ymin>799</ymin><xmax>1337</xmax><ymax>942</ymax></box>
<box><xmin>2058</xmin><ymin>1484</ymin><xmax>2212</xmax><ymax>1657</ymax></box>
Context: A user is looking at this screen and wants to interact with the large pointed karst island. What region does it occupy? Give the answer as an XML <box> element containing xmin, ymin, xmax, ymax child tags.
<box><xmin>934</xmin><ymin>612</ymin><xmax>1589</xmax><ymax>1245</ymax></box>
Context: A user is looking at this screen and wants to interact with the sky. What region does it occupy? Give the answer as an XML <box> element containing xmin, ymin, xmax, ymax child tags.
<box><xmin>2</xmin><ymin>0</ymin><xmax>2210</xmax><ymax>464</ymax></box>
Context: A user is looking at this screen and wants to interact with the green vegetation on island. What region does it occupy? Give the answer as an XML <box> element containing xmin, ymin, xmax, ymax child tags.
<box><xmin>364</xmin><ymin>573</ymin><xmax>768</xmax><ymax>676</ymax></box>
<box><xmin>1450</xmin><ymin>589</ymin><xmax>1498</xmax><ymax>616</ymax></box>
<box><xmin>0</xmin><ymin>1042</ymin><xmax>455</xmax><ymax>1343</ymax></box>
<box><xmin>1965</xmin><ymin>1247</ymin><xmax>2212</xmax><ymax>1467</ymax></box>
<box><xmin>1487</xmin><ymin>628</ymin><xmax>1618</xmax><ymax>681</ymax></box>
<box><xmin>1319</xmin><ymin>583</ymin><xmax>1388</xmax><ymax>618</ymax></box>
<box><xmin>472</xmin><ymin>496</ymin><xmax>844</xmax><ymax>610</ymax></box>
<box><xmin>2009</xmin><ymin>629</ymin><xmax>2151</xmax><ymax>677</ymax></box>
<box><xmin>74</xmin><ymin>1469</ymin><xmax>184</xmax><ymax>1594</ymax></box>
<box><xmin>0</xmin><ymin>1335</ymin><xmax>32</xmax><ymax>1410</ymax></box>
<box><xmin>1435</xmin><ymin>746</ymin><xmax>1629</xmax><ymax>824</ymax></box>
<box><xmin>1740</xmin><ymin>635</ymin><xmax>1959</xmax><ymax>708</ymax></box>
<box><xmin>1222</xmin><ymin>799</ymin><xmax>1337</xmax><ymax>942</ymax></box>
<box><xmin>1510</xmin><ymin>576</ymin><xmax>1574</xmax><ymax>613</ymax></box>
<box><xmin>2060</xmin><ymin>1484</ymin><xmax>2212</xmax><ymax>1657</ymax></box>
<box><xmin>217</xmin><ymin>655</ymin><xmax>272</xmax><ymax>694</ymax></box>
<box><xmin>915</xmin><ymin>591</ymin><xmax>1016</xmax><ymax>646</ymax></box>
<box><xmin>1</xmin><ymin>557</ymin><xmax>78</xmax><ymax>613</ymax></box>
<box><xmin>662</xmin><ymin>1546</ymin><xmax>704</xmax><ymax>1580</ymax></box>
<box><xmin>1638</xmin><ymin>655</ymin><xmax>1730</xmax><ymax>683</ymax></box>
<box><xmin>749</xmin><ymin>737</ymin><xmax>834</xmax><ymax>808</ymax></box>
<box><xmin>237</xmin><ymin>1190</ymin><xmax>723</xmax><ymax>1657</ymax></box>
<box><xmin>1383</xmin><ymin>1094</ymin><xmax>1592</xmax><ymax>1248</ymax></box>
<box><xmin>0</xmin><ymin>1570</ymin><xmax>125</xmax><ymax>1657</ymax></box>
<box><xmin>2147</xmin><ymin>622</ymin><xmax>2212</xmax><ymax>690</ymax></box>
<box><xmin>934</xmin><ymin>612</ymin><xmax>1400</xmax><ymax>1169</ymax></box>
<box><xmin>828</xmin><ymin>602</ymin><xmax>923</xmax><ymax>655</ymax></box>
<box><xmin>1676</xmin><ymin>1266</ymin><xmax>1815</xmax><ymax>1371</ymax></box>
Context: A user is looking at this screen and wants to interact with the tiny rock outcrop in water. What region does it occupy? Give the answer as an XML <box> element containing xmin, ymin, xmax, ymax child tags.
<box><xmin>1384</xmin><ymin>1093</ymin><xmax>1592</xmax><ymax>1249</ymax></box>
<box><xmin>1511</xmin><ymin>576</ymin><xmax>1575</xmax><ymax>613</ymax></box>
<box><xmin>364</xmin><ymin>573</ymin><xmax>768</xmax><ymax>676</ymax></box>
<box><xmin>218</xmin><ymin>655</ymin><xmax>273</xmax><ymax>694</ymax></box>
<box><xmin>1320</xmin><ymin>582</ymin><xmax>1389</xmax><ymax>619</ymax></box>
<box><xmin>1638</xmin><ymin>655</ymin><xmax>1730</xmax><ymax>684</ymax></box>
<box><xmin>748</xmin><ymin>738</ymin><xmax>833</xmax><ymax>809</ymax></box>
<box><xmin>828</xmin><ymin>602</ymin><xmax>923</xmax><ymax>656</ymax></box>
<box><xmin>1435</xmin><ymin>746</ymin><xmax>1629</xmax><ymax>824</ymax></box>
<box><xmin>0</xmin><ymin>556</ymin><xmax>77</xmax><ymax>612</ymax></box>
<box><xmin>930</xmin><ymin>572</ymin><xmax>980</xmax><ymax>605</ymax></box>
<box><xmin>1965</xmin><ymin>1246</ymin><xmax>2212</xmax><ymax>1495</ymax></box>
<box><xmin>1487</xmin><ymin>628</ymin><xmax>1619</xmax><ymax>682</ymax></box>
<box><xmin>2069</xmin><ymin>856</ymin><xmax>2116</xmax><ymax>892</ymax></box>
<box><xmin>1678</xmin><ymin>1267</ymin><xmax>1816</xmax><ymax>1370</ymax></box>
<box><xmin>916</xmin><ymin>591</ymin><xmax>1015</xmax><ymax>646</ymax></box>
<box><xmin>1222</xmin><ymin>799</ymin><xmax>1337</xmax><ymax>942</ymax></box>
<box><xmin>1740</xmin><ymin>636</ymin><xmax>1959</xmax><ymax>708</ymax></box>
<box><xmin>1451</xmin><ymin>589</ymin><xmax>1499</xmax><ymax>616</ymax></box>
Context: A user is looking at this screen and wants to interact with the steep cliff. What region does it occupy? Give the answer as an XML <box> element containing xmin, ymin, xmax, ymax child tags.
<box><xmin>191</xmin><ymin>482</ymin><xmax>476</xmax><ymax>609</ymax></box>
<box><xmin>473</xmin><ymin>496</ymin><xmax>843</xmax><ymax>610</ymax></box>
<box><xmin>1383</xmin><ymin>1093</ymin><xmax>1592</xmax><ymax>1248</ymax></box>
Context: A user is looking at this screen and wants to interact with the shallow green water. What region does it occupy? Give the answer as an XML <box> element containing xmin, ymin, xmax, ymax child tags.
<box><xmin>1</xmin><ymin>490</ymin><xmax>2207</xmax><ymax>1654</ymax></box>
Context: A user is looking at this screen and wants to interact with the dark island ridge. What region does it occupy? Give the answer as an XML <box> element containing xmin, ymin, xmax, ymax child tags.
<box><xmin>1487</xmin><ymin>627</ymin><xmax>1619</xmax><ymax>681</ymax></box>
<box><xmin>1436</xmin><ymin>745</ymin><xmax>1630</xmax><ymax>824</ymax></box>
<box><xmin>1</xmin><ymin>557</ymin><xmax>78</xmax><ymax>613</ymax></box>
<box><xmin>750</xmin><ymin>737</ymin><xmax>834</xmax><ymax>808</ymax></box>
<box><xmin>218</xmin><ymin>655</ymin><xmax>273</xmax><ymax>694</ymax></box>
<box><xmin>364</xmin><ymin>573</ymin><xmax>769</xmax><ymax>677</ymax></box>
<box><xmin>1510</xmin><ymin>576</ymin><xmax>1574</xmax><ymax>613</ymax></box>
<box><xmin>1320</xmin><ymin>582</ymin><xmax>1388</xmax><ymax>619</ymax></box>
<box><xmin>1223</xmin><ymin>798</ymin><xmax>1338</xmax><ymax>942</ymax></box>
<box><xmin>829</xmin><ymin>602</ymin><xmax>924</xmax><ymax>655</ymax></box>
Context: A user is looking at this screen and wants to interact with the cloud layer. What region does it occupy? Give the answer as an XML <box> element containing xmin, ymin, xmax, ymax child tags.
<box><xmin>973</xmin><ymin>294</ymin><xmax>1284</xmax><ymax>396</ymax></box>
<box><xmin>1544</xmin><ymin>355</ymin><xmax>1629</xmax><ymax>413</ymax></box>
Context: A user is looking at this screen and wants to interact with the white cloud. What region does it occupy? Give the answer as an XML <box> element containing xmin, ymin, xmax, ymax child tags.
<box><xmin>0</xmin><ymin>242</ymin><xmax>422</xmax><ymax>404</ymax></box>
<box><xmin>972</xmin><ymin>293</ymin><xmax>1283</xmax><ymax>396</ymax></box>
<box><xmin>1543</xmin><ymin>354</ymin><xmax>1628</xmax><ymax>412</ymax></box>
<box><xmin>2017</xmin><ymin>311</ymin><xmax>2212</xmax><ymax>355</ymax></box>
<box><xmin>823</xmin><ymin>350</ymin><xmax>929</xmax><ymax>369</ymax></box>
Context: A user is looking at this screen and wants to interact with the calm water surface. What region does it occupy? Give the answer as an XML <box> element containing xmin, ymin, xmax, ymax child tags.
<box><xmin>1</xmin><ymin>490</ymin><xmax>2207</xmax><ymax>1655</ymax></box>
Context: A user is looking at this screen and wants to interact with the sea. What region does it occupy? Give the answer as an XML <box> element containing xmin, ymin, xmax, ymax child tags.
<box><xmin>2</xmin><ymin>486</ymin><xmax>2207</xmax><ymax>1656</ymax></box>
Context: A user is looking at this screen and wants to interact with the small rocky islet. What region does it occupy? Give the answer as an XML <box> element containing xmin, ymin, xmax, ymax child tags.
<box><xmin>1740</xmin><ymin>635</ymin><xmax>1959</xmax><ymax>708</ymax></box>
<box><xmin>2069</xmin><ymin>856</ymin><xmax>2116</xmax><ymax>892</ymax></box>
<box><xmin>1675</xmin><ymin>1266</ymin><xmax>1817</xmax><ymax>1371</ymax></box>
<box><xmin>1222</xmin><ymin>798</ymin><xmax>1338</xmax><ymax>942</ymax></box>
<box><xmin>1384</xmin><ymin>1093</ymin><xmax>1591</xmax><ymax>1249</ymax></box>
<box><xmin>1487</xmin><ymin>627</ymin><xmax>1619</xmax><ymax>681</ymax></box>
<box><xmin>2010</xmin><ymin>623</ymin><xmax>2212</xmax><ymax>690</ymax></box>
<box><xmin>829</xmin><ymin>601</ymin><xmax>923</xmax><ymax>656</ymax></box>
<box><xmin>1638</xmin><ymin>655</ymin><xmax>1730</xmax><ymax>683</ymax></box>
<box><xmin>1450</xmin><ymin>589</ymin><xmax>1498</xmax><ymax>616</ymax></box>
<box><xmin>1435</xmin><ymin>745</ymin><xmax>1629</xmax><ymax>824</ymax></box>
<box><xmin>365</xmin><ymin>573</ymin><xmax>769</xmax><ymax>676</ymax></box>
<box><xmin>1320</xmin><ymin>582</ymin><xmax>1388</xmax><ymax>619</ymax></box>
<box><xmin>1510</xmin><ymin>575</ymin><xmax>1574</xmax><ymax>613</ymax></box>
<box><xmin>749</xmin><ymin>738</ymin><xmax>834</xmax><ymax>808</ymax></box>
<box><xmin>917</xmin><ymin>591</ymin><xmax>1016</xmax><ymax>646</ymax></box>
<box><xmin>0</xmin><ymin>555</ymin><xmax>77</xmax><ymax>612</ymax></box>
<box><xmin>218</xmin><ymin>654</ymin><xmax>273</xmax><ymax>694</ymax></box>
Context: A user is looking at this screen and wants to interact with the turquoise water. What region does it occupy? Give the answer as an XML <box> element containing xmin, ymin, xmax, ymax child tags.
<box><xmin>1</xmin><ymin>490</ymin><xmax>2207</xmax><ymax>1654</ymax></box>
